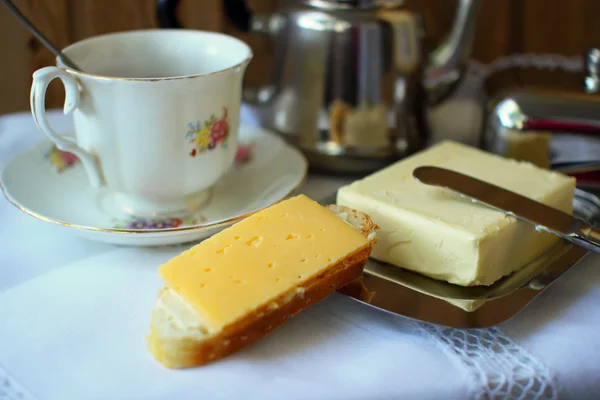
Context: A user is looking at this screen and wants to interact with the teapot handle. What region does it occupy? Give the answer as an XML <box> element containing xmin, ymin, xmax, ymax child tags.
<box><xmin>156</xmin><ymin>0</ymin><xmax>253</xmax><ymax>32</ymax></box>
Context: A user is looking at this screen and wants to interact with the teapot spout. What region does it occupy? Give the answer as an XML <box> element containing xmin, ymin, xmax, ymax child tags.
<box><xmin>424</xmin><ymin>0</ymin><xmax>481</xmax><ymax>105</ymax></box>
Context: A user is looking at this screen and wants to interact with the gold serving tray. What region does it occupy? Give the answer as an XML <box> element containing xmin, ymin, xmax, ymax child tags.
<box><xmin>328</xmin><ymin>189</ymin><xmax>600</xmax><ymax>329</ymax></box>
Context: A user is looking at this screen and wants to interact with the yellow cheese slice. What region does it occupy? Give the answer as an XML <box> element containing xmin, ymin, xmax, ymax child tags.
<box><xmin>158</xmin><ymin>194</ymin><xmax>368</xmax><ymax>331</ymax></box>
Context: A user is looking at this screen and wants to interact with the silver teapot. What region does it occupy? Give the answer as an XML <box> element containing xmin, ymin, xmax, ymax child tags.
<box><xmin>157</xmin><ymin>0</ymin><xmax>481</xmax><ymax>173</ymax></box>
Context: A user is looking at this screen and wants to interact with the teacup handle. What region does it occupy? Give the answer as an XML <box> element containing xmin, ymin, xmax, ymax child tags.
<box><xmin>30</xmin><ymin>66</ymin><xmax>103</xmax><ymax>187</ymax></box>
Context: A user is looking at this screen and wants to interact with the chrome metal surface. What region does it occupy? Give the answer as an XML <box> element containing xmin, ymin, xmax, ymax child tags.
<box><xmin>157</xmin><ymin>0</ymin><xmax>480</xmax><ymax>173</ymax></box>
<box><xmin>332</xmin><ymin>189</ymin><xmax>600</xmax><ymax>328</ymax></box>
<box><xmin>585</xmin><ymin>48</ymin><xmax>600</xmax><ymax>94</ymax></box>
<box><xmin>482</xmin><ymin>88</ymin><xmax>600</xmax><ymax>173</ymax></box>
<box><xmin>360</xmin><ymin>241</ymin><xmax>574</xmax><ymax>302</ymax></box>
<box><xmin>482</xmin><ymin>49</ymin><xmax>600</xmax><ymax>174</ymax></box>
<box><xmin>485</xmin><ymin>89</ymin><xmax>600</xmax><ymax>135</ymax></box>
<box><xmin>263</xmin><ymin>0</ymin><xmax>479</xmax><ymax>172</ymax></box>
<box><xmin>423</xmin><ymin>0</ymin><xmax>480</xmax><ymax>104</ymax></box>
<box><xmin>251</xmin><ymin>5</ymin><xmax>426</xmax><ymax>166</ymax></box>
<box><xmin>414</xmin><ymin>166</ymin><xmax>600</xmax><ymax>254</ymax></box>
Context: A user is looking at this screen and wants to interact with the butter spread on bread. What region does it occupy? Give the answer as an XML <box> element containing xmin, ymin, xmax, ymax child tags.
<box><xmin>337</xmin><ymin>140</ymin><xmax>575</xmax><ymax>287</ymax></box>
<box><xmin>147</xmin><ymin>195</ymin><xmax>377</xmax><ymax>368</ymax></box>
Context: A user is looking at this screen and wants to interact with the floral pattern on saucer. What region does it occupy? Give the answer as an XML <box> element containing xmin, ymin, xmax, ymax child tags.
<box><xmin>186</xmin><ymin>107</ymin><xmax>230</xmax><ymax>157</ymax></box>
<box><xmin>235</xmin><ymin>143</ymin><xmax>254</xmax><ymax>165</ymax></box>
<box><xmin>45</xmin><ymin>146</ymin><xmax>79</xmax><ymax>172</ymax></box>
<box><xmin>3</xmin><ymin>124</ymin><xmax>307</xmax><ymax>246</ymax></box>
<box><xmin>113</xmin><ymin>213</ymin><xmax>207</xmax><ymax>230</ymax></box>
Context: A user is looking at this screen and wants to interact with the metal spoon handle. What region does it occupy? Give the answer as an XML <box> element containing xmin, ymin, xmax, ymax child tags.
<box><xmin>1</xmin><ymin>0</ymin><xmax>81</xmax><ymax>71</ymax></box>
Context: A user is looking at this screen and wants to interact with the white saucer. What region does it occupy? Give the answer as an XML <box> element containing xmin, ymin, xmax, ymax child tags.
<box><xmin>1</xmin><ymin>125</ymin><xmax>308</xmax><ymax>246</ymax></box>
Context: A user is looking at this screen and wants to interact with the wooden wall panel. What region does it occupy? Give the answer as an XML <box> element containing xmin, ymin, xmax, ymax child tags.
<box><xmin>179</xmin><ymin>0</ymin><xmax>223</xmax><ymax>31</ymax></box>
<box><xmin>0</xmin><ymin>0</ymin><xmax>599</xmax><ymax>114</ymax></box>
<box><xmin>521</xmin><ymin>0</ymin><xmax>600</xmax><ymax>56</ymax></box>
<box><xmin>0</xmin><ymin>0</ymin><xmax>71</xmax><ymax>113</ymax></box>
<box><xmin>469</xmin><ymin>0</ymin><xmax>519</xmax><ymax>63</ymax></box>
<box><xmin>0</xmin><ymin>1</ymin><xmax>30</xmax><ymax>114</ymax></box>
<box><xmin>69</xmin><ymin>0</ymin><xmax>157</xmax><ymax>40</ymax></box>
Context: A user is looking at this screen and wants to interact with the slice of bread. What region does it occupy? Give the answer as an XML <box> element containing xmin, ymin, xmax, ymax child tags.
<box><xmin>147</xmin><ymin>204</ymin><xmax>377</xmax><ymax>369</ymax></box>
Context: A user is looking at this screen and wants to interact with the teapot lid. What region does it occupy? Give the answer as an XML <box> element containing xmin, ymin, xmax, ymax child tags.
<box><xmin>302</xmin><ymin>0</ymin><xmax>404</xmax><ymax>9</ymax></box>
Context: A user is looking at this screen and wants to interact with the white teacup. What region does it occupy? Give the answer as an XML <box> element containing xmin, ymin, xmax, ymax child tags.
<box><xmin>30</xmin><ymin>29</ymin><xmax>252</xmax><ymax>217</ymax></box>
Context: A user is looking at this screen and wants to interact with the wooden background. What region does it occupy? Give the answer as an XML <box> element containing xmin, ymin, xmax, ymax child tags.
<box><xmin>1</xmin><ymin>0</ymin><xmax>599</xmax><ymax>115</ymax></box>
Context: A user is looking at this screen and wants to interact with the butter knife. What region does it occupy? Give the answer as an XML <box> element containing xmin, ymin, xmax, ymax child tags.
<box><xmin>413</xmin><ymin>166</ymin><xmax>600</xmax><ymax>254</ymax></box>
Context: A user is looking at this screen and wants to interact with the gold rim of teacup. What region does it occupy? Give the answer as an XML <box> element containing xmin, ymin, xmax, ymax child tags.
<box><xmin>56</xmin><ymin>29</ymin><xmax>254</xmax><ymax>82</ymax></box>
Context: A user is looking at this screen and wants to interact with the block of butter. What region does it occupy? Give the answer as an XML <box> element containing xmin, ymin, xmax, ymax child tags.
<box><xmin>337</xmin><ymin>141</ymin><xmax>576</xmax><ymax>286</ymax></box>
<box><xmin>147</xmin><ymin>194</ymin><xmax>377</xmax><ymax>368</ymax></box>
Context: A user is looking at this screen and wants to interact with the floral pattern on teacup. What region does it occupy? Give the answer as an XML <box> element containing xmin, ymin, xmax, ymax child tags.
<box><xmin>43</xmin><ymin>119</ymin><xmax>251</xmax><ymax>175</ymax></box>
<box><xmin>186</xmin><ymin>107</ymin><xmax>230</xmax><ymax>157</ymax></box>
<box><xmin>113</xmin><ymin>213</ymin><xmax>207</xmax><ymax>230</ymax></box>
<box><xmin>45</xmin><ymin>146</ymin><xmax>79</xmax><ymax>172</ymax></box>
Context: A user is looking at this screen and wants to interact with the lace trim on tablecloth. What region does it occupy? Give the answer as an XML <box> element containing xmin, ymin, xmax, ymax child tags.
<box><xmin>0</xmin><ymin>362</ymin><xmax>37</xmax><ymax>400</ymax></box>
<box><xmin>421</xmin><ymin>324</ymin><xmax>558</xmax><ymax>400</ymax></box>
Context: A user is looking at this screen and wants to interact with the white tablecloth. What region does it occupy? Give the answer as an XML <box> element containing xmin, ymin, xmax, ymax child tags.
<box><xmin>1</xmin><ymin>107</ymin><xmax>599</xmax><ymax>400</ymax></box>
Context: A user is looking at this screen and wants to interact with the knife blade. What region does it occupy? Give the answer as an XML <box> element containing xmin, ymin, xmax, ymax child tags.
<box><xmin>413</xmin><ymin>166</ymin><xmax>600</xmax><ymax>254</ymax></box>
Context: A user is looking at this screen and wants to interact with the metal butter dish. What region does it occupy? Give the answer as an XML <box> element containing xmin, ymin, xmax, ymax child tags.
<box><xmin>323</xmin><ymin>189</ymin><xmax>600</xmax><ymax>329</ymax></box>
